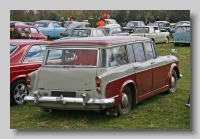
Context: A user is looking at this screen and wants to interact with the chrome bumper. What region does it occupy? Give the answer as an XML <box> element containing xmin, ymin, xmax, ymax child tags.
<box><xmin>24</xmin><ymin>91</ymin><xmax>115</xmax><ymax>107</ymax></box>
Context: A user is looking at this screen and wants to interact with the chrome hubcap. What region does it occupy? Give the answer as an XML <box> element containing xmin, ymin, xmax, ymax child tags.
<box><xmin>14</xmin><ymin>83</ymin><xmax>28</xmax><ymax>104</ymax></box>
<box><xmin>121</xmin><ymin>93</ymin><xmax>128</xmax><ymax>108</ymax></box>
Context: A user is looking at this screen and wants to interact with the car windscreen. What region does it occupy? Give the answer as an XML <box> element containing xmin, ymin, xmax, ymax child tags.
<box><xmin>45</xmin><ymin>48</ymin><xmax>98</xmax><ymax>67</ymax></box>
<box><xmin>10</xmin><ymin>45</ymin><xmax>18</xmax><ymax>55</ymax></box>
<box><xmin>154</xmin><ymin>22</ymin><xmax>164</xmax><ymax>28</ymax></box>
<box><xmin>126</xmin><ymin>22</ymin><xmax>138</xmax><ymax>27</ymax></box>
<box><xmin>134</xmin><ymin>27</ymin><xmax>149</xmax><ymax>33</ymax></box>
<box><xmin>175</xmin><ymin>26</ymin><xmax>190</xmax><ymax>33</ymax></box>
<box><xmin>69</xmin><ymin>29</ymin><xmax>91</xmax><ymax>37</ymax></box>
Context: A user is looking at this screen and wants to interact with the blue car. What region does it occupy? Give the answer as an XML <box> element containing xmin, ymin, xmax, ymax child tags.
<box><xmin>34</xmin><ymin>20</ymin><xmax>66</xmax><ymax>39</ymax></box>
<box><xmin>171</xmin><ymin>24</ymin><xmax>190</xmax><ymax>46</ymax></box>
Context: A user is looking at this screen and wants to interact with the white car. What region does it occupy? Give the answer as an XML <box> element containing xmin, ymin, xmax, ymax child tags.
<box><xmin>104</xmin><ymin>19</ymin><xmax>121</xmax><ymax>27</ymax></box>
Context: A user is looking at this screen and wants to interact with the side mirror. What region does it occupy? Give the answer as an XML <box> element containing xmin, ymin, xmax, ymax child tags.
<box><xmin>171</xmin><ymin>49</ymin><xmax>177</xmax><ymax>53</ymax></box>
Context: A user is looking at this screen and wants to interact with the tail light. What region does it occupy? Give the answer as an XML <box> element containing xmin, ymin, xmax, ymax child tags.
<box><xmin>95</xmin><ymin>76</ymin><xmax>101</xmax><ymax>93</ymax></box>
<box><xmin>26</xmin><ymin>75</ymin><xmax>31</xmax><ymax>90</ymax></box>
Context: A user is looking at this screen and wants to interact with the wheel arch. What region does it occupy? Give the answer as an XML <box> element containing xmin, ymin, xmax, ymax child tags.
<box><xmin>120</xmin><ymin>80</ymin><xmax>137</xmax><ymax>105</ymax></box>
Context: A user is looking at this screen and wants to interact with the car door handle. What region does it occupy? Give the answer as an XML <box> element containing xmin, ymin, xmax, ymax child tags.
<box><xmin>151</xmin><ymin>62</ymin><xmax>155</xmax><ymax>64</ymax></box>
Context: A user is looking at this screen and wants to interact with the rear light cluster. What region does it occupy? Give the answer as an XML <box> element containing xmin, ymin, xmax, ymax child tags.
<box><xmin>95</xmin><ymin>76</ymin><xmax>101</xmax><ymax>93</ymax></box>
<box><xmin>26</xmin><ymin>75</ymin><xmax>31</xmax><ymax>90</ymax></box>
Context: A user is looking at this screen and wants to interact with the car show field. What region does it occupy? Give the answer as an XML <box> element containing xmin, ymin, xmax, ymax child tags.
<box><xmin>10</xmin><ymin>42</ymin><xmax>190</xmax><ymax>129</ymax></box>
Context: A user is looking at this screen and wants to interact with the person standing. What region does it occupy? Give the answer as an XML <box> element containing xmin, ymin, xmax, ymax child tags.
<box><xmin>69</xmin><ymin>16</ymin><xmax>73</xmax><ymax>21</ymax></box>
<box><xmin>10</xmin><ymin>23</ymin><xmax>22</xmax><ymax>39</ymax></box>
<box><xmin>96</xmin><ymin>17</ymin><xmax>106</xmax><ymax>27</ymax></box>
<box><xmin>21</xmin><ymin>30</ymin><xmax>34</xmax><ymax>39</ymax></box>
<box><xmin>156</xmin><ymin>16</ymin><xmax>160</xmax><ymax>21</ymax></box>
<box><xmin>60</xmin><ymin>17</ymin><xmax>65</xmax><ymax>27</ymax></box>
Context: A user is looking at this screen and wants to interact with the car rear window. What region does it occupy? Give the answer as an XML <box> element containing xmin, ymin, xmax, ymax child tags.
<box><xmin>10</xmin><ymin>45</ymin><xmax>18</xmax><ymax>55</ymax></box>
<box><xmin>45</xmin><ymin>49</ymin><xmax>98</xmax><ymax>67</ymax></box>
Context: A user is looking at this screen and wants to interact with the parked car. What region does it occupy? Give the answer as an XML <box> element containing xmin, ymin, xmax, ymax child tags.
<box><xmin>97</xmin><ymin>26</ymin><xmax>129</xmax><ymax>36</ymax></box>
<box><xmin>170</xmin><ymin>24</ymin><xmax>190</xmax><ymax>46</ymax></box>
<box><xmin>25</xmin><ymin>22</ymin><xmax>35</xmax><ymax>26</ymax></box>
<box><xmin>34</xmin><ymin>20</ymin><xmax>66</xmax><ymax>39</ymax></box>
<box><xmin>129</xmin><ymin>26</ymin><xmax>170</xmax><ymax>43</ymax></box>
<box><xmin>10</xmin><ymin>39</ymin><xmax>51</xmax><ymax>106</ymax></box>
<box><xmin>122</xmin><ymin>21</ymin><xmax>145</xmax><ymax>33</ymax></box>
<box><xmin>176</xmin><ymin>21</ymin><xmax>190</xmax><ymax>26</ymax></box>
<box><xmin>10</xmin><ymin>21</ymin><xmax>26</xmax><ymax>25</ymax></box>
<box><xmin>24</xmin><ymin>36</ymin><xmax>182</xmax><ymax>116</ymax></box>
<box><xmin>185</xmin><ymin>95</ymin><xmax>190</xmax><ymax>108</ymax></box>
<box><xmin>104</xmin><ymin>19</ymin><xmax>121</xmax><ymax>27</ymax></box>
<box><xmin>60</xmin><ymin>22</ymin><xmax>91</xmax><ymax>38</ymax></box>
<box><xmin>153</xmin><ymin>21</ymin><xmax>172</xmax><ymax>33</ymax></box>
<box><xmin>56</xmin><ymin>27</ymin><xmax>107</xmax><ymax>41</ymax></box>
<box><xmin>15</xmin><ymin>24</ymin><xmax>48</xmax><ymax>40</ymax></box>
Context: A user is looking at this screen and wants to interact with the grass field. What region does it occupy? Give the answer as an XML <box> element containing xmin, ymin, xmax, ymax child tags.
<box><xmin>10</xmin><ymin>42</ymin><xmax>190</xmax><ymax>130</ymax></box>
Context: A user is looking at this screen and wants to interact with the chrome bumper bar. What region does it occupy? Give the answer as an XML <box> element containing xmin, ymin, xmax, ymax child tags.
<box><xmin>24</xmin><ymin>91</ymin><xmax>115</xmax><ymax>107</ymax></box>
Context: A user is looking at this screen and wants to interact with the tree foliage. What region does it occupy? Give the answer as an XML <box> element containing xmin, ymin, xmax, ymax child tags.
<box><xmin>10</xmin><ymin>10</ymin><xmax>190</xmax><ymax>23</ymax></box>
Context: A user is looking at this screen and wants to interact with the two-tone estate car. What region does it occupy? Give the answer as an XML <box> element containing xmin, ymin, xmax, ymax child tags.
<box><xmin>24</xmin><ymin>36</ymin><xmax>182</xmax><ymax>116</ymax></box>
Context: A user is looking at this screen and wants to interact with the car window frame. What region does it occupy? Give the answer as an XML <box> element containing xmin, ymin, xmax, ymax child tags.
<box><xmin>22</xmin><ymin>44</ymin><xmax>48</xmax><ymax>63</ymax></box>
<box><xmin>10</xmin><ymin>44</ymin><xmax>19</xmax><ymax>55</ymax></box>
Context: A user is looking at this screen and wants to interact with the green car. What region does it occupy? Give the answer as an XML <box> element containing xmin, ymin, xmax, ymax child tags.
<box><xmin>171</xmin><ymin>24</ymin><xmax>190</xmax><ymax>46</ymax></box>
<box><xmin>60</xmin><ymin>22</ymin><xmax>91</xmax><ymax>38</ymax></box>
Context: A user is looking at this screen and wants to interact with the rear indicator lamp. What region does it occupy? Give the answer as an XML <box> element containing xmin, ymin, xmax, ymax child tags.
<box><xmin>26</xmin><ymin>75</ymin><xmax>31</xmax><ymax>90</ymax></box>
<box><xmin>95</xmin><ymin>76</ymin><xmax>101</xmax><ymax>93</ymax></box>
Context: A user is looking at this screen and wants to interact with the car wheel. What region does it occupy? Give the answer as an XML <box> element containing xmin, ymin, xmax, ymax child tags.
<box><xmin>167</xmin><ymin>69</ymin><xmax>177</xmax><ymax>93</ymax></box>
<box><xmin>174</xmin><ymin>43</ymin><xmax>179</xmax><ymax>46</ymax></box>
<box><xmin>10</xmin><ymin>79</ymin><xmax>28</xmax><ymax>106</ymax></box>
<box><xmin>165</xmin><ymin>37</ymin><xmax>169</xmax><ymax>43</ymax></box>
<box><xmin>118</xmin><ymin>86</ymin><xmax>132</xmax><ymax>115</ymax></box>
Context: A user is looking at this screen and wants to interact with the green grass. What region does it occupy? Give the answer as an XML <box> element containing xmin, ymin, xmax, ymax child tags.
<box><xmin>10</xmin><ymin>42</ymin><xmax>190</xmax><ymax>130</ymax></box>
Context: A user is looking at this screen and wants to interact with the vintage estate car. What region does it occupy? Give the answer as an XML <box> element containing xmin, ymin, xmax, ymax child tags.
<box><xmin>15</xmin><ymin>24</ymin><xmax>48</xmax><ymax>40</ymax></box>
<box><xmin>97</xmin><ymin>26</ymin><xmax>129</xmax><ymax>36</ymax></box>
<box><xmin>34</xmin><ymin>20</ymin><xmax>66</xmax><ymax>39</ymax></box>
<box><xmin>10</xmin><ymin>39</ymin><xmax>51</xmax><ymax>106</ymax></box>
<box><xmin>153</xmin><ymin>21</ymin><xmax>172</xmax><ymax>33</ymax></box>
<box><xmin>24</xmin><ymin>36</ymin><xmax>182</xmax><ymax>116</ymax></box>
<box><xmin>122</xmin><ymin>21</ymin><xmax>145</xmax><ymax>33</ymax></box>
<box><xmin>170</xmin><ymin>24</ymin><xmax>190</xmax><ymax>46</ymax></box>
<box><xmin>129</xmin><ymin>26</ymin><xmax>170</xmax><ymax>43</ymax></box>
<box><xmin>56</xmin><ymin>27</ymin><xmax>107</xmax><ymax>41</ymax></box>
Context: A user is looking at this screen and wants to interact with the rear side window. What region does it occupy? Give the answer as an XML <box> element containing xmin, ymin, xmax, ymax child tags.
<box><xmin>132</xmin><ymin>43</ymin><xmax>145</xmax><ymax>62</ymax></box>
<box><xmin>10</xmin><ymin>45</ymin><xmax>18</xmax><ymax>55</ymax></box>
<box><xmin>109</xmin><ymin>46</ymin><xmax>128</xmax><ymax>67</ymax></box>
<box><xmin>23</xmin><ymin>44</ymin><xmax>48</xmax><ymax>62</ymax></box>
<box><xmin>145</xmin><ymin>42</ymin><xmax>156</xmax><ymax>60</ymax></box>
<box><xmin>30</xmin><ymin>28</ymin><xmax>39</xmax><ymax>34</ymax></box>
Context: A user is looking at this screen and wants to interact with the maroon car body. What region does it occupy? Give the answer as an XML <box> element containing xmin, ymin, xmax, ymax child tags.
<box><xmin>15</xmin><ymin>24</ymin><xmax>48</xmax><ymax>40</ymax></box>
<box><xmin>10</xmin><ymin>39</ymin><xmax>51</xmax><ymax>106</ymax></box>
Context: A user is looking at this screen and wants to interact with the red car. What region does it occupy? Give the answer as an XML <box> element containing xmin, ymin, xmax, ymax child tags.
<box><xmin>10</xmin><ymin>39</ymin><xmax>51</xmax><ymax>106</ymax></box>
<box><xmin>15</xmin><ymin>24</ymin><xmax>48</xmax><ymax>40</ymax></box>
